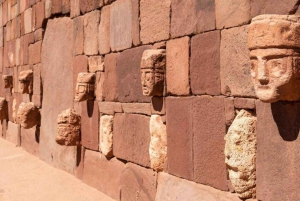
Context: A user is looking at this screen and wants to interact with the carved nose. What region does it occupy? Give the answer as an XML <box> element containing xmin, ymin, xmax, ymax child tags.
<box><xmin>257</xmin><ymin>61</ymin><xmax>269</xmax><ymax>85</ymax></box>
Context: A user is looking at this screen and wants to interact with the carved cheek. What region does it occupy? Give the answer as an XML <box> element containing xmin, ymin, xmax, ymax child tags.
<box><xmin>250</xmin><ymin>60</ymin><xmax>257</xmax><ymax>79</ymax></box>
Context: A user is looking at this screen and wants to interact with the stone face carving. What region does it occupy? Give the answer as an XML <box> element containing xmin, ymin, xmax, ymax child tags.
<box><xmin>248</xmin><ymin>15</ymin><xmax>300</xmax><ymax>102</ymax></box>
<box><xmin>17</xmin><ymin>102</ymin><xmax>40</xmax><ymax>129</ymax></box>
<box><xmin>224</xmin><ymin>109</ymin><xmax>257</xmax><ymax>199</ymax></box>
<box><xmin>2</xmin><ymin>75</ymin><xmax>13</xmax><ymax>88</ymax></box>
<box><xmin>74</xmin><ymin>73</ymin><xmax>96</xmax><ymax>102</ymax></box>
<box><xmin>99</xmin><ymin>115</ymin><xmax>113</xmax><ymax>157</ymax></box>
<box><xmin>149</xmin><ymin>115</ymin><xmax>167</xmax><ymax>171</ymax></box>
<box><xmin>140</xmin><ymin>49</ymin><xmax>166</xmax><ymax>97</ymax></box>
<box><xmin>19</xmin><ymin>70</ymin><xmax>33</xmax><ymax>94</ymax></box>
<box><xmin>0</xmin><ymin>97</ymin><xmax>8</xmax><ymax>120</ymax></box>
<box><xmin>56</xmin><ymin>108</ymin><xmax>81</xmax><ymax>146</ymax></box>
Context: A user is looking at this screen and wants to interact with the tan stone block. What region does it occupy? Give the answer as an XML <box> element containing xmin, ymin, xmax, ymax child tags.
<box><xmin>24</xmin><ymin>8</ymin><xmax>32</xmax><ymax>34</ymax></box>
<box><xmin>88</xmin><ymin>56</ymin><xmax>104</xmax><ymax>73</ymax></box>
<box><xmin>84</xmin><ymin>10</ymin><xmax>100</xmax><ymax>56</ymax></box>
<box><xmin>140</xmin><ymin>0</ymin><xmax>170</xmax><ymax>44</ymax></box>
<box><xmin>98</xmin><ymin>101</ymin><xmax>122</xmax><ymax>115</ymax></box>
<box><xmin>98</xmin><ymin>5</ymin><xmax>110</xmax><ymax>54</ymax></box>
<box><xmin>6</xmin><ymin>121</ymin><xmax>20</xmax><ymax>146</ymax></box>
<box><xmin>122</xmin><ymin>103</ymin><xmax>151</xmax><ymax>115</ymax></box>
<box><xmin>166</xmin><ymin>36</ymin><xmax>190</xmax><ymax>95</ymax></box>
<box><xmin>99</xmin><ymin>115</ymin><xmax>113</xmax><ymax>157</ymax></box>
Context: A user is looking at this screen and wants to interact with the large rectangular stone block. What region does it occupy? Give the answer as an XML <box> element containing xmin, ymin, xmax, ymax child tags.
<box><xmin>190</xmin><ymin>31</ymin><xmax>221</xmax><ymax>96</ymax></box>
<box><xmin>251</xmin><ymin>0</ymin><xmax>299</xmax><ymax>17</ymax></box>
<box><xmin>73</xmin><ymin>16</ymin><xmax>84</xmax><ymax>56</ymax></box>
<box><xmin>6</xmin><ymin>121</ymin><xmax>20</xmax><ymax>146</ymax></box>
<box><xmin>21</xmin><ymin>127</ymin><xmax>39</xmax><ymax>157</ymax></box>
<box><xmin>98</xmin><ymin>5</ymin><xmax>110</xmax><ymax>54</ymax></box>
<box><xmin>256</xmin><ymin>100</ymin><xmax>300</xmax><ymax>201</ymax></box>
<box><xmin>113</xmin><ymin>113</ymin><xmax>151</xmax><ymax>167</ymax></box>
<box><xmin>35</xmin><ymin>1</ymin><xmax>45</xmax><ymax>29</ymax></box>
<box><xmin>103</xmin><ymin>53</ymin><xmax>119</xmax><ymax>102</ymax></box>
<box><xmin>83</xmin><ymin>10</ymin><xmax>100</xmax><ymax>56</ymax></box>
<box><xmin>29</xmin><ymin>41</ymin><xmax>41</xmax><ymax>65</ymax></box>
<box><xmin>24</xmin><ymin>8</ymin><xmax>32</xmax><ymax>34</ymax></box>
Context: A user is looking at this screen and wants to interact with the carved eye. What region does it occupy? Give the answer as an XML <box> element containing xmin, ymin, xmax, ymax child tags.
<box><xmin>250</xmin><ymin>60</ymin><xmax>257</xmax><ymax>78</ymax></box>
<box><xmin>267</xmin><ymin>58</ymin><xmax>287</xmax><ymax>78</ymax></box>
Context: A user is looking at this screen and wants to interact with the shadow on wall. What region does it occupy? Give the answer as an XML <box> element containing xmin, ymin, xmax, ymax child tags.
<box><xmin>271</xmin><ymin>101</ymin><xmax>300</xmax><ymax>141</ymax></box>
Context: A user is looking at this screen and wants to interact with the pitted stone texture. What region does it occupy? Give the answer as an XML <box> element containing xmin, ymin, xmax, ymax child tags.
<box><xmin>114</xmin><ymin>113</ymin><xmax>151</xmax><ymax>167</ymax></box>
<box><xmin>220</xmin><ymin>25</ymin><xmax>255</xmax><ymax>97</ymax></box>
<box><xmin>121</xmin><ymin>163</ymin><xmax>157</xmax><ymax>201</ymax></box>
<box><xmin>140</xmin><ymin>0</ymin><xmax>171</xmax><ymax>44</ymax></box>
<box><xmin>149</xmin><ymin>115</ymin><xmax>167</xmax><ymax>171</ymax></box>
<box><xmin>156</xmin><ymin>172</ymin><xmax>241</xmax><ymax>201</ymax></box>
<box><xmin>21</xmin><ymin>127</ymin><xmax>39</xmax><ymax>157</ymax></box>
<box><xmin>216</xmin><ymin>0</ymin><xmax>251</xmax><ymax>29</ymax></box>
<box><xmin>40</xmin><ymin>17</ymin><xmax>76</xmax><ymax>174</ymax></box>
<box><xmin>56</xmin><ymin>109</ymin><xmax>81</xmax><ymax>146</ymax></box>
<box><xmin>225</xmin><ymin>110</ymin><xmax>257</xmax><ymax>199</ymax></box>
<box><xmin>17</xmin><ymin>102</ymin><xmax>40</xmax><ymax>129</ymax></box>
<box><xmin>99</xmin><ymin>5</ymin><xmax>110</xmax><ymax>54</ymax></box>
<box><xmin>256</xmin><ymin>101</ymin><xmax>300</xmax><ymax>201</ymax></box>
<box><xmin>166</xmin><ymin>37</ymin><xmax>190</xmax><ymax>95</ymax></box>
<box><xmin>84</xmin><ymin>10</ymin><xmax>100</xmax><ymax>56</ymax></box>
<box><xmin>99</xmin><ymin>115</ymin><xmax>113</xmax><ymax>157</ymax></box>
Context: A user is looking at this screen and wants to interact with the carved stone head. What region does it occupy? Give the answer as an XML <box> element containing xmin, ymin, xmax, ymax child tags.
<box><xmin>248</xmin><ymin>15</ymin><xmax>300</xmax><ymax>102</ymax></box>
<box><xmin>140</xmin><ymin>49</ymin><xmax>166</xmax><ymax>96</ymax></box>
<box><xmin>225</xmin><ymin>110</ymin><xmax>257</xmax><ymax>199</ymax></box>
<box><xmin>74</xmin><ymin>73</ymin><xmax>96</xmax><ymax>102</ymax></box>
<box><xmin>19</xmin><ymin>70</ymin><xmax>33</xmax><ymax>94</ymax></box>
<box><xmin>2</xmin><ymin>75</ymin><xmax>13</xmax><ymax>88</ymax></box>
<box><xmin>56</xmin><ymin>108</ymin><xmax>81</xmax><ymax>146</ymax></box>
<box><xmin>17</xmin><ymin>102</ymin><xmax>40</xmax><ymax>129</ymax></box>
<box><xmin>0</xmin><ymin>97</ymin><xmax>8</xmax><ymax>120</ymax></box>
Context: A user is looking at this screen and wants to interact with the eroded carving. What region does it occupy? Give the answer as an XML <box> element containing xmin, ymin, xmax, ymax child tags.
<box><xmin>74</xmin><ymin>73</ymin><xmax>96</xmax><ymax>102</ymax></box>
<box><xmin>17</xmin><ymin>102</ymin><xmax>40</xmax><ymax>129</ymax></box>
<box><xmin>2</xmin><ymin>75</ymin><xmax>13</xmax><ymax>89</ymax></box>
<box><xmin>140</xmin><ymin>49</ymin><xmax>166</xmax><ymax>97</ymax></box>
<box><xmin>149</xmin><ymin>115</ymin><xmax>167</xmax><ymax>171</ymax></box>
<box><xmin>56</xmin><ymin>108</ymin><xmax>81</xmax><ymax>146</ymax></box>
<box><xmin>99</xmin><ymin>115</ymin><xmax>113</xmax><ymax>157</ymax></box>
<box><xmin>0</xmin><ymin>97</ymin><xmax>8</xmax><ymax>120</ymax></box>
<box><xmin>248</xmin><ymin>15</ymin><xmax>300</xmax><ymax>102</ymax></box>
<box><xmin>224</xmin><ymin>109</ymin><xmax>257</xmax><ymax>199</ymax></box>
<box><xmin>19</xmin><ymin>70</ymin><xmax>33</xmax><ymax>94</ymax></box>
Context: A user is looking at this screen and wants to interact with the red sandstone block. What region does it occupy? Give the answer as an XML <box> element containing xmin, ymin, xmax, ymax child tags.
<box><xmin>29</xmin><ymin>41</ymin><xmax>42</xmax><ymax>65</ymax></box>
<box><xmin>166</xmin><ymin>97</ymin><xmax>194</xmax><ymax>181</ymax></box>
<box><xmin>20</xmin><ymin>12</ymin><xmax>25</xmax><ymax>36</ymax></box>
<box><xmin>20</xmin><ymin>0</ymin><xmax>29</xmax><ymax>14</ymax></box>
<box><xmin>35</xmin><ymin>0</ymin><xmax>45</xmax><ymax>29</ymax></box>
<box><xmin>34</xmin><ymin>28</ymin><xmax>44</xmax><ymax>41</ymax></box>
<box><xmin>32</xmin><ymin>95</ymin><xmax>42</xmax><ymax>108</ymax></box>
<box><xmin>15</xmin><ymin>15</ymin><xmax>21</xmax><ymax>38</ymax></box>
<box><xmin>83</xmin><ymin>10</ymin><xmax>100</xmax><ymax>56</ymax></box>
<box><xmin>234</xmin><ymin>97</ymin><xmax>256</xmax><ymax>109</ymax></box>
<box><xmin>113</xmin><ymin>113</ymin><xmax>151</xmax><ymax>167</ymax></box>
<box><xmin>5</xmin><ymin>21</ymin><xmax>11</xmax><ymax>42</ymax></box>
<box><xmin>0</xmin><ymin>4</ymin><xmax>2</xmax><ymax>28</ymax></box>
<box><xmin>256</xmin><ymin>100</ymin><xmax>300</xmax><ymax>201</ymax></box>
<box><xmin>224</xmin><ymin>97</ymin><xmax>235</xmax><ymax>126</ymax></box>
<box><xmin>166</xmin><ymin>37</ymin><xmax>190</xmax><ymax>95</ymax></box>
<box><xmin>83</xmin><ymin>150</ymin><xmax>125</xmax><ymax>200</ymax></box>
<box><xmin>251</xmin><ymin>0</ymin><xmax>299</xmax><ymax>17</ymax></box>
<box><xmin>95</xmin><ymin>72</ymin><xmax>104</xmax><ymax>101</ymax></box>
<box><xmin>73</xmin><ymin>16</ymin><xmax>84</xmax><ymax>56</ymax></box>
<box><xmin>98</xmin><ymin>5</ymin><xmax>110</xmax><ymax>54</ymax></box>
<box><xmin>62</xmin><ymin>0</ymin><xmax>70</xmax><ymax>14</ymax></box>
<box><xmin>122</xmin><ymin>103</ymin><xmax>151</xmax><ymax>115</ymax></box>
<box><xmin>32</xmin><ymin>4</ymin><xmax>36</xmax><ymax>32</ymax></box>
<box><xmin>11</xmin><ymin>17</ymin><xmax>16</xmax><ymax>40</ymax></box>
<box><xmin>6</xmin><ymin>121</ymin><xmax>20</xmax><ymax>146</ymax></box>
<box><xmin>72</xmin><ymin>55</ymin><xmax>88</xmax><ymax>95</ymax></box>
<box><xmin>70</xmin><ymin>0</ymin><xmax>80</xmax><ymax>18</ymax></box>
<box><xmin>8</xmin><ymin>39</ymin><xmax>16</xmax><ymax>67</ymax></box>
<box><xmin>81</xmin><ymin>100</ymin><xmax>99</xmax><ymax>151</ymax></box>
<box><xmin>21</xmin><ymin>127</ymin><xmax>39</xmax><ymax>157</ymax></box>
<box><xmin>29</xmin><ymin>0</ymin><xmax>36</xmax><ymax>6</ymax></box>
<box><xmin>24</xmin><ymin>8</ymin><xmax>33</xmax><ymax>34</ymax></box>
<box><xmin>103</xmin><ymin>53</ymin><xmax>119</xmax><ymax>102</ymax></box>
<box><xmin>80</xmin><ymin>0</ymin><xmax>100</xmax><ymax>14</ymax></box>
<box><xmin>2</xmin><ymin>0</ymin><xmax>8</xmax><ymax>26</ymax></box>
<box><xmin>0</xmin><ymin>27</ymin><xmax>3</xmax><ymax>48</ymax></box>
<box><xmin>121</xmin><ymin>163</ymin><xmax>157</xmax><ymax>201</ymax></box>
<box><xmin>0</xmin><ymin>48</ymin><xmax>3</xmax><ymax>73</ymax></box>
<box><xmin>116</xmin><ymin>45</ymin><xmax>152</xmax><ymax>103</ymax></box>
<box><xmin>98</xmin><ymin>102</ymin><xmax>123</xmax><ymax>115</ymax></box>
<box><xmin>51</xmin><ymin>0</ymin><xmax>62</xmax><ymax>14</ymax></box>
<box><xmin>190</xmin><ymin>31</ymin><xmax>221</xmax><ymax>96</ymax></box>
<box><xmin>33</xmin><ymin>63</ymin><xmax>42</xmax><ymax>95</ymax></box>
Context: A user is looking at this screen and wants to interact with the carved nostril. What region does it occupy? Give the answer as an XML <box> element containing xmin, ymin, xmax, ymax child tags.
<box><xmin>259</xmin><ymin>79</ymin><xmax>269</xmax><ymax>85</ymax></box>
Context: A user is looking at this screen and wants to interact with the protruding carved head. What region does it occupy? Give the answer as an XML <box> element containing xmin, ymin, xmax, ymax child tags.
<box><xmin>56</xmin><ymin>108</ymin><xmax>81</xmax><ymax>146</ymax></box>
<box><xmin>248</xmin><ymin>15</ymin><xmax>300</xmax><ymax>102</ymax></box>
<box><xmin>17</xmin><ymin>102</ymin><xmax>40</xmax><ymax>129</ymax></box>
<box><xmin>140</xmin><ymin>49</ymin><xmax>166</xmax><ymax>97</ymax></box>
<box><xmin>2</xmin><ymin>75</ymin><xmax>13</xmax><ymax>88</ymax></box>
<box><xmin>74</xmin><ymin>73</ymin><xmax>96</xmax><ymax>102</ymax></box>
<box><xmin>0</xmin><ymin>97</ymin><xmax>8</xmax><ymax>120</ymax></box>
<box><xmin>19</xmin><ymin>70</ymin><xmax>33</xmax><ymax>94</ymax></box>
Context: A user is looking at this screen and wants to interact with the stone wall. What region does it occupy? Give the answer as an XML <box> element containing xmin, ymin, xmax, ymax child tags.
<box><xmin>1</xmin><ymin>0</ymin><xmax>300</xmax><ymax>200</ymax></box>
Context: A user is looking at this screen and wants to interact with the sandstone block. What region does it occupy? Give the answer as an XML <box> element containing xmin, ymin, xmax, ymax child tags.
<box><xmin>62</xmin><ymin>0</ymin><xmax>70</xmax><ymax>13</ymax></box>
<box><xmin>114</xmin><ymin>113</ymin><xmax>151</xmax><ymax>167</ymax></box>
<box><xmin>35</xmin><ymin>1</ymin><xmax>45</xmax><ymax>29</ymax></box>
<box><xmin>29</xmin><ymin>41</ymin><xmax>41</xmax><ymax>65</ymax></box>
<box><xmin>51</xmin><ymin>0</ymin><xmax>62</xmax><ymax>14</ymax></box>
<box><xmin>15</xmin><ymin>38</ymin><xmax>21</xmax><ymax>66</ymax></box>
<box><xmin>2</xmin><ymin>1</ymin><xmax>8</xmax><ymax>26</ymax></box>
<box><xmin>98</xmin><ymin>5</ymin><xmax>110</xmax><ymax>54</ymax></box>
<box><xmin>33</xmin><ymin>63</ymin><xmax>42</xmax><ymax>95</ymax></box>
<box><xmin>34</xmin><ymin>28</ymin><xmax>44</xmax><ymax>42</ymax></box>
<box><xmin>95</xmin><ymin>72</ymin><xmax>104</xmax><ymax>101</ymax></box>
<box><xmin>122</xmin><ymin>103</ymin><xmax>151</xmax><ymax>115</ymax></box>
<box><xmin>190</xmin><ymin>31</ymin><xmax>221</xmax><ymax>95</ymax></box>
<box><xmin>84</xmin><ymin>10</ymin><xmax>100</xmax><ymax>56</ymax></box>
<box><xmin>220</xmin><ymin>25</ymin><xmax>255</xmax><ymax>97</ymax></box>
<box><xmin>80</xmin><ymin>0</ymin><xmax>100</xmax><ymax>14</ymax></box>
<box><xmin>234</xmin><ymin>98</ymin><xmax>256</xmax><ymax>109</ymax></box>
<box><xmin>22</xmin><ymin>33</ymin><xmax>35</xmax><ymax>65</ymax></box>
<box><xmin>88</xmin><ymin>56</ymin><xmax>104</xmax><ymax>73</ymax></box>
<box><xmin>0</xmin><ymin>4</ymin><xmax>2</xmax><ymax>28</ymax></box>
<box><xmin>98</xmin><ymin>102</ymin><xmax>123</xmax><ymax>115</ymax></box>
<box><xmin>24</xmin><ymin>8</ymin><xmax>32</xmax><ymax>34</ymax></box>
<box><xmin>103</xmin><ymin>53</ymin><xmax>119</xmax><ymax>102</ymax></box>
<box><xmin>72</xmin><ymin>55</ymin><xmax>88</xmax><ymax>96</ymax></box>
<box><xmin>6</xmin><ymin>121</ymin><xmax>20</xmax><ymax>146</ymax></box>
<box><xmin>99</xmin><ymin>115</ymin><xmax>113</xmax><ymax>157</ymax></box>
<box><xmin>251</xmin><ymin>0</ymin><xmax>299</xmax><ymax>17</ymax></box>
<box><xmin>166</xmin><ymin>97</ymin><xmax>193</xmax><ymax>180</ymax></box>
<box><xmin>140</xmin><ymin>0</ymin><xmax>170</xmax><ymax>44</ymax></box>
<box><xmin>21</xmin><ymin>126</ymin><xmax>39</xmax><ymax>157</ymax></box>
<box><xmin>224</xmin><ymin>97</ymin><xmax>235</xmax><ymax>126</ymax></box>
<box><xmin>70</xmin><ymin>0</ymin><xmax>80</xmax><ymax>18</ymax></box>
<box><xmin>0</xmin><ymin>27</ymin><xmax>3</xmax><ymax>47</ymax></box>
<box><xmin>121</xmin><ymin>163</ymin><xmax>157</xmax><ymax>201</ymax></box>
<box><xmin>166</xmin><ymin>37</ymin><xmax>190</xmax><ymax>95</ymax></box>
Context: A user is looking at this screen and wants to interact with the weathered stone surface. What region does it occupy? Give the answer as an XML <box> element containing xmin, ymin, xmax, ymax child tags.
<box><xmin>24</xmin><ymin>8</ymin><xmax>32</xmax><ymax>34</ymax></box>
<box><xmin>51</xmin><ymin>0</ymin><xmax>62</xmax><ymax>14</ymax></box>
<box><xmin>83</xmin><ymin>150</ymin><xmax>125</xmax><ymax>200</ymax></box>
<box><xmin>73</xmin><ymin>55</ymin><xmax>88</xmax><ymax>96</ymax></box>
<box><xmin>40</xmin><ymin>17</ymin><xmax>76</xmax><ymax>174</ymax></box>
<box><xmin>21</xmin><ymin>126</ymin><xmax>39</xmax><ymax>157</ymax></box>
<box><xmin>149</xmin><ymin>115</ymin><xmax>167</xmax><ymax>171</ymax></box>
<box><xmin>122</xmin><ymin>103</ymin><xmax>151</xmax><ymax>115</ymax></box>
<box><xmin>34</xmin><ymin>29</ymin><xmax>44</xmax><ymax>42</ymax></box>
<box><xmin>256</xmin><ymin>100</ymin><xmax>300</xmax><ymax>201</ymax></box>
<box><xmin>29</xmin><ymin>41</ymin><xmax>41</xmax><ymax>65</ymax></box>
<box><xmin>17</xmin><ymin>102</ymin><xmax>40</xmax><ymax>129</ymax></box>
<box><xmin>19</xmin><ymin>70</ymin><xmax>33</xmax><ymax>94</ymax></box>
<box><xmin>166</xmin><ymin>37</ymin><xmax>190</xmax><ymax>95</ymax></box>
<box><xmin>224</xmin><ymin>97</ymin><xmax>235</xmax><ymax>126</ymax></box>
<box><xmin>225</xmin><ymin>110</ymin><xmax>257</xmax><ymax>199</ymax></box>
<box><xmin>121</xmin><ymin>163</ymin><xmax>157</xmax><ymax>201</ymax></box>
<box><xmin>98</xmin><ymin>5</ymin><xmax>110</xmax><ymax>54</ymax></box>
<box><xmin>62</xmin><ymin>0</ymin><xmax>70</xmax><ymax>13</ymax></box>
<box><xmin>80</xmin><ymin>0</ymin><xmax>100</xmax><ymax>14</ymax></box>
<box><xmin>35</xmin><ymin>1</ymin><xmax>45</xmax><ymax>29</ymax></box>
<box><xmin>234</xmin><ymin>98</ymin><xmax>256</xmax><ymax>109</ymax></box>
<box><xmin>56</xmin><ymin>108</ymin><xmax>81</xmax><ymax>146</ymax></box>
<box><xmin>166</xmin><ymin>97</ymin><xmax>193</xmax><ymax>180</ymax></box>
<box><xmin>220</xmin><ymin>25</ymin><xmax>255</xmax><ymax>97</ymax></box>
<box><xmin>6</xmin><ymin>121</ymin><xmax>20</xmax><ymax>146</ymax></box>
<box><xmin>216</xmin><ymin>0</ymin><xmax>251</xmax><ymax>29</ymax></box>
<box><xmin>193</xmin><ymin>96</ymin><xmax>227</xmax><ymax>191</ymax></box>
<box><xmin>114</xmin><ymin>113</ymin><xmax>151</xmax><ymax>167</ymax></box>
<box><xmin>140</xmin><ymin>0</ymin><xmax>170</xmax><ymax>44</ymax></box>
<box><xmin>84</xmin><ymin>10</ymin><xmax>100</xmax><ymax>56</ymax></box>
<box><xmin>251</xmin><ymin>0</ymin><xmax>299</xmax><ymax>17</ymax></box>
<box><xmin>70</xmin><ymin>0</ymin><xmax>80</xmax><ymax>18</ymax></box>
<box><xmin>74</xmin><ymin>73</ymin><xmax>96</xmax><ymax>102</ymax></box>
<box><xmin>99</xmin><ymin>115</ymin><xmax>113</xmax><ymax>157</ymax></box>
<box><xmin>103</xmin><ymin>53</ymin><xmax>119</xmax><ymax>102</ymax></box>
<box><xmin>73</xmin><ymin>16</ymin><xmax>84</xmax><ymax>56</ymax></box>
<box><xmin>81</xmin><ymin>101</ymin><xmax>99</xmax><ymax>151</ymax></box>
<box><xmin>190</xmin><ymin>31</ymin><xmax>221</xmax><ymax>96</ymax></box>
<box><xmin>98</xmin><ymin>102</ymin><xmax>123</xmax><ymax>115</ymax></box>
<box><xmin>156</xmin><ymin>172</ymin><xmax>241</xmax><ymax>201</ymax></box>
<box><xmin>3</xmin><ymin>75</ymin><xmax>13</xmax><ymax>89</ymax></box>
<box><xmin>33</xmin><ymin>63</ymin><xmax>42</xmax><ymax>96</ymax></box>
<box><xmin>88</xmin><ymin>56</ymin><xmax>104</xmax><ymax>73</ymax></box>
<box><xmin>116</xmin><ymin>46</ymin><xmax>152</xmax><ymax>103</ymax></box>
<box><xmin>95</xmin><ymin>72</ymin><xmax>104</xmax><ymax>101</ymax></box>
